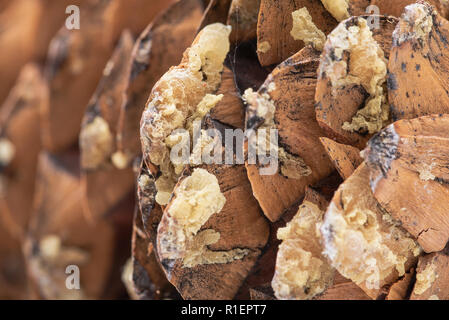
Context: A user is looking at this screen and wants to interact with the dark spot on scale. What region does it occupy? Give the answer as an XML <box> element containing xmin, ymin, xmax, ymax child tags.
<box><xmin>415</xmin><ymin>64</ymin><xmax>421</xmax><ymax>71</ymax></box>
<box><xmin>401</xmin><ymin>62</ymin><xmax>407</xmax><ymax>72</ymax></box>
<box><xmin>329</xmin><ymin>49</ymin><xmax>338</xmax><ymax>62</ymax></box>
<box><xmin>387</xmin><ymin>72</ymin><xmax>398</xmax><ymax>91</ymax></box>
<box><xmin>246</xmin><ymin>115</ymin><xmax>264</xmax><ymax>130</ymax></box>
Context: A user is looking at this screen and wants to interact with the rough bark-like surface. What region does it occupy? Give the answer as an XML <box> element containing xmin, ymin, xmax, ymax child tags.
<box><xmin>315</xmin><ymin>15</ymin><xmax>398</xmax><ymax>148</ymax></box>
<box><xmin>386</xmin><ymin>269</ymin><xmax>415</xmax><ymax>300</ymax></box>
<box><xmin>388</xmin><ymin>1</ymin><xmax>449</xmax><ymax>121</ymax></box>
<box><xmin>129</xmin><ymin>206</ymin><xmax>179</xmax><ymax>300</ymax></box>
<box><xmin>256</xmin><ymin>0</ymin><xmax>338</xmax><ymax>66</ymax></box>
<box><xmin>320</xmin><ymin>137</ymin><xmax>363</xmax><ymax>180</ymax></box>
<box><xmin>411</xmin><ymin>244</ymin><xmax>449</xmax><ymax>300</ymax></box>
<box><xmin>245</xmin><ymin>47</ymin><xmax>334</xmax><ymax>222</ymax></box>
<box><xmin>363</xmin><ymin>114</ymin><xmax>449</xmax><ymax>253</ymax></box>
<box><xmin>371</xmin><ymin>0</ymin><xmax>447</xmax><ymax>18</ymax></box>
<box><xmin>157</xmin><ymin>163</ymin><xmax>269</xmax><ymax>300</ymax></box>
<box><xmin>321</xmin><ymin>163</ymin><xmax>420</xmax><ymax>299</ymax></box>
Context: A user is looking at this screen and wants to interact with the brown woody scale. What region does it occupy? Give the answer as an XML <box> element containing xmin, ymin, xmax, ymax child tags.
<box><xmin>1</xmin><ymin>0</ymin><xmax>449</xmax><ymax>301</ymax></box>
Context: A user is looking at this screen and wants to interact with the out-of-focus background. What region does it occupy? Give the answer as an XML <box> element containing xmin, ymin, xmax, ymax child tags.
<box><xmin>0</xmin><ymin>0</ymin><xmax>194</xmax><ymax>299</ymax></box>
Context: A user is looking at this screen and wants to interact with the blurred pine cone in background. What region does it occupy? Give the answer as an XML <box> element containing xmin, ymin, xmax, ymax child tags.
<box><xmin>1</xmin><ymin>0</ymin><xmax>449</xmax><ymax>301</ymax></box>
